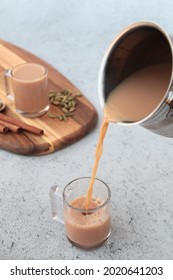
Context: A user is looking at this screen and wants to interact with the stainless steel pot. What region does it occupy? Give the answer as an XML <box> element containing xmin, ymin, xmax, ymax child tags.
<box><xmin>98</xmin><ymin>21</ymin><xmax>173</xmax><ymax>137</ymax></box>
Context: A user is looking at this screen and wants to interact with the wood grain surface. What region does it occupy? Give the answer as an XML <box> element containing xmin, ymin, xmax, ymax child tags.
<box><xmin>0</xmin><ymin>40</ymin><xmax>98</xmax><ymax>155</ymax></box>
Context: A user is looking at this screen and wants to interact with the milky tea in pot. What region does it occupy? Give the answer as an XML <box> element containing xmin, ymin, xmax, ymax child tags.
<box><xmin>98</xmin><ymin>21</ymin><xmax>173</xmax><ymax>137</ymax></box>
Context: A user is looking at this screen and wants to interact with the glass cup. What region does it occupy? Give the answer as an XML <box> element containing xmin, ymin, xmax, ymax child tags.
<box><xmin>50</xmin><ymin>177</ymin><xmax>111</xmax><ymax>249</ymax></box>
<box><xmin>4</xmin><ymin>62</ymin><xmax>49</xmax><ymax>118</ymax></box>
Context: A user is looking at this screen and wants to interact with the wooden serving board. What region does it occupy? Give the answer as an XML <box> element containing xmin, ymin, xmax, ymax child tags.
<box><xmin>0</xmin><ymin>40</ymin><xmax>98</xmax><ymax>155</ymax></box>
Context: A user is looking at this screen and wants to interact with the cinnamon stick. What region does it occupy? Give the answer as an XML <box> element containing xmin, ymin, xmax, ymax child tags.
<box><xmin>0</xmin><ymin>119</ymin><xmax>21</xmax><ymax>133</ymax></box>
<box><xmin>0</xmin><ymin>113</ymin><xmax>44</xmax><ymax>135</ymax></box>
<box><xmin>0</xmin><ymin>123</ymin><xmax>9</xmax><ymax>134</ymax></box>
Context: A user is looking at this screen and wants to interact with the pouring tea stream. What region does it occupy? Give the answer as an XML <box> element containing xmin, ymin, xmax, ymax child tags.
<box><xmin>86</xmin><ymin>21</ymin><xmax>173</xmax><ymax>208</ymax></box>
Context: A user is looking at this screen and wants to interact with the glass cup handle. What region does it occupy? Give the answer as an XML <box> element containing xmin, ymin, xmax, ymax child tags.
<box><xmin>4</xmin><ymin>69</ymin><xmax>14</xmax><ymax>100</ymax></box>
<box><xmin>49</xmin><ymin>185</ymin><xmax>64</xmax><ymax>225</ymax></box>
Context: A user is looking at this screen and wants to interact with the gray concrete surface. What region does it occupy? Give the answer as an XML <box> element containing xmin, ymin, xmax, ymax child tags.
<box><xmin>0</xmin><ymin>0</ymin><xmax>173</xmax><ymax>260</ymax></box>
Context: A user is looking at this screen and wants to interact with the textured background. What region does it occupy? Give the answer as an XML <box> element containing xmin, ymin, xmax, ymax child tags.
<box><xmin>0</xmin><ymin>0</ymin><xmax>173</xmax><ymax>259</ymax></box>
